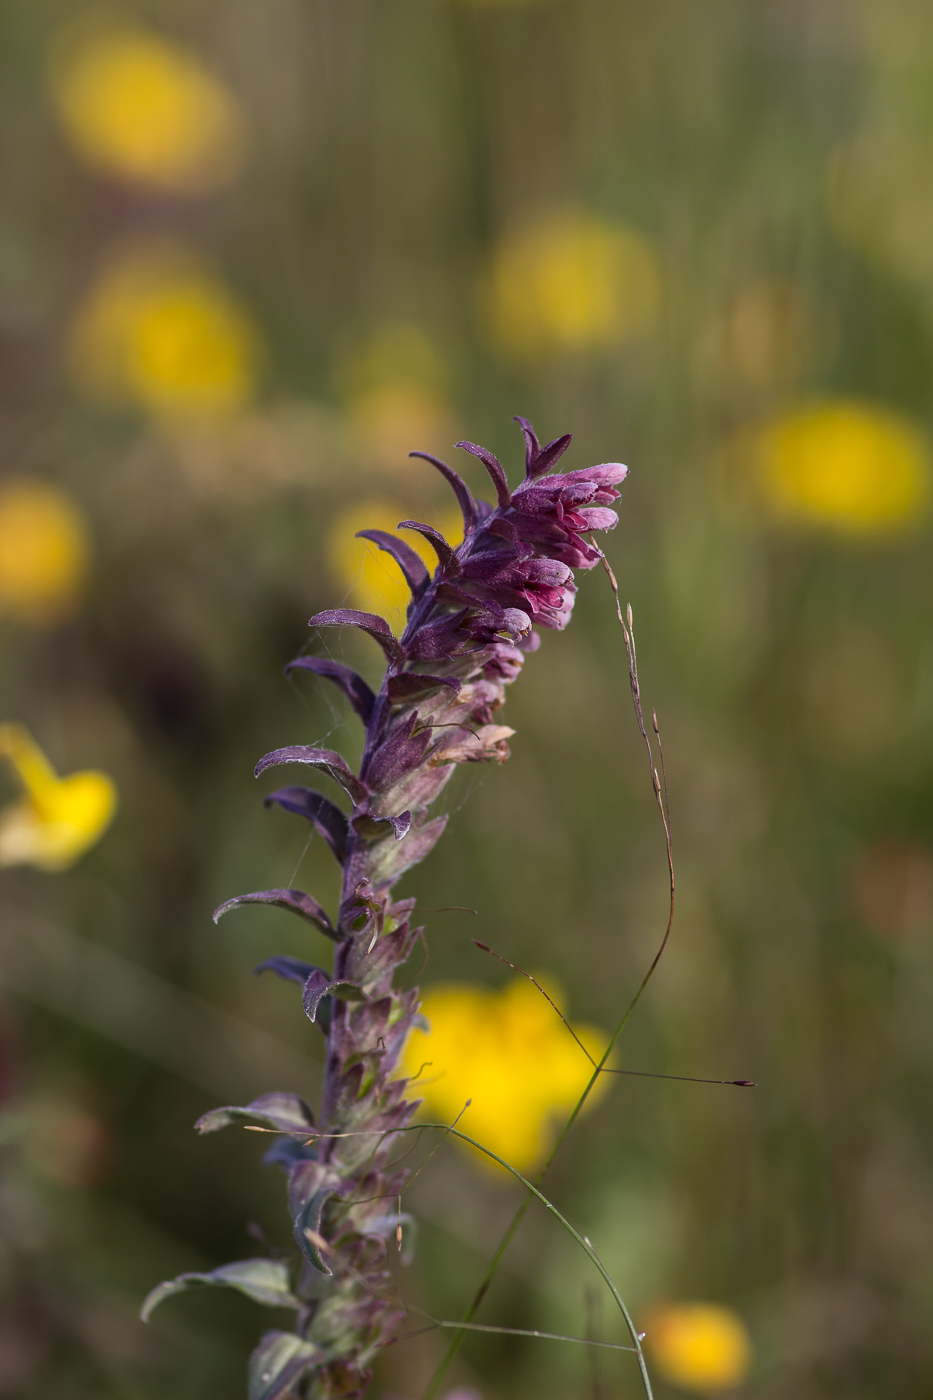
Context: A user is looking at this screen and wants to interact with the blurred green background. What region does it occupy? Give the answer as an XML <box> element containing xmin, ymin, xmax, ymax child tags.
<box><xmin>2</xmin><ymin>1</ymin><xmax>933</xmax><ymax>1397</ymax></box>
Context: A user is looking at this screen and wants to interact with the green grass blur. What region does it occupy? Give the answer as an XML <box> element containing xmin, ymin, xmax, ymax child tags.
<box><xmin>1</xmin><ymin>2</ymin><xmax>933</xmax><ymax>1397</ymax></box>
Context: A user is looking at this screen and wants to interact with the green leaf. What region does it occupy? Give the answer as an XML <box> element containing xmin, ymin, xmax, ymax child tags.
<box><xmin>141</xmin><ymin>1257</ymin><xmax>299</xmax><ymax>1322</ymax></box>
<box><xmin>249</xmin><ymin>1330</ymin><xmax>321</xmax><ymax>1400</ymax></box>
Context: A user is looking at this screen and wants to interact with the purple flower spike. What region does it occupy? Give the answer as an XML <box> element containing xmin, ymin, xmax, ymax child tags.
<box><xmin>149</xmin><ymin>419</ymin><xmax>628</xmax><ymax>1400</ymax></box>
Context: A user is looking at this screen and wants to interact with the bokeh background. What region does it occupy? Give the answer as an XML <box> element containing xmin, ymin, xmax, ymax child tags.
<box><xmin>1</xmin><ymin>1</ymin><xmax>933</xmax><ymax>1397</ymax></box>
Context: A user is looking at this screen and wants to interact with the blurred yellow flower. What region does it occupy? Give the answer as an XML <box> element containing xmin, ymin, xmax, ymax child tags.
<box><xmin>0</xmin><ymin>481</ymin><xmax>91</xmax><ymax>625</ymax></box>
<box><xmin>338</xmin><ymin>323</ymin><xmax>457</xmax><ymax>472</ymax></box>
<box><xmin>755</xmin><ymin>400</ymin><xmax>931</xmax><ymax>535</ymax></box>
<box><xmin>328</xmin><ymin>498</ymin><xmax>463</xmax><ymax>633</ymax></box>
<box><xmin>350</xmin><ymin>384</ymin><xmax>456</xmax><ymax>473</ymax></box>
<box><xmin>68</xmin><ymin>245</ymin><xmax>259</xmax><ymax>420</ymax></box>
<box><xmin>644</xmin><ymin>1303</ymin><xmax>752</xmax><ymax>1392</ymax></box>
<box><xmin>487</xmin><ymin>211</ymin><xmax>661</xmax><ymax>359</ymax></box>
<box><xmin>400</xmin><ymin>976</ymin><xmax>610</xmax><ymax>1173</ymax></box>
<box><xmin>50</xmin><ymin>23</ymin><xmax>245</xmax><ymax>193</ymax></box>
<box><xmin>0</xmin><ymin>724</ymin><xmax>116</xmax><ymax>871</ymax></box>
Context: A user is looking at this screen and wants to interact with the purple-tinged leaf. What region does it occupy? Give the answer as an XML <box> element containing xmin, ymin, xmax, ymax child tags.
<box><xmin>262</xmin><ymin>787</ymin><xmax>348</xmax><ymax>862</ymax></box>
<box><xmin>456</xmin><ymin>439</ymin><xmax>511</xmax><ymax>509</ymax></box>
<box><xmin>283</xmin><ymin>656</ymin><xmax>375</xmax><ymax>724</ymax></box>
<box><xmin>514</xmin><ymin>414</ymin><xmax>540</xmax><ymax>472</ymax></box>
<box><xmin>195</xmin><ymin>1091</ymin><xmax>316</xmax><ymax>1136</ymax></box>
<box><xmin>486</xmin><ymin>516</ymin><xmax>518</xmax><ymax>544</ymax></box>
<box><xmin>514</xmin><ymin>416</ymin><xmax>572</xmax><ymax>476</ymax></box>
<box><xmin>356</xmin><ymin>528</ymin><xmax>430</xmax><ymax>599</ymax></box>
<box><xmin>254</xmin><ymin>956</ymin><xmax>327</xmax><ymax>986</ymax></box>
<box><xmin>142</xmin><ymin>1259</ymin><xmax>300</xmax><ymax>1323</ymax></box>
<box><xmin>397</xmin><ymin>520</ymin><xmax>458</xmax><ymax>572</ymax></box>
<box><xmin>531</xmin><ymin>432</ymin><xmax>573</xmax><ymax>477</ymax></box>
<box><xmin>213</xmin><ymin>889</ymin><xmax>337</xmax><ymax>940</ymax></box>
<box><xmin>254</xmin><ymin>746</ymin><xmax>368</xmax><ymax>805</ymax></box>
<box><xmin>249</xmin><ymin>1331</ymin><xmax>321</xmax><ymax>1400</ymax></box>
<box><xmin>263</xmin><ymin>1136</ymin><xmax>316</xmax><ymax>1172</ymax></box>
<box><xmin>386</xmin><ymin>815</ymin><xmax>448</xmax><ymax>879</ymax></box>
<box><xmin>351</xmin><ymin>809</ymin><xmax>412</xmax><ymax>842</ymax></box>
<box><xmin>307</xmin><ymin>608</ymin><xmax>405</xmax><ymax>665</ymax></box>
<box><xmin>409</xmin><ymin>450</ymin><xmax>479</xmax><ymax>532</ymax></box>
<box><xmin>291</xmin><ymin>1187</ymin><xmax>333</xmax><ymax>1274</ymax></box>
<box><xmin>386</xmin><ymin>672</ymin><xmax>461</xmax><ymax>704</ymax></box>
<box><xmin>403</xmin><ymin>609</ymin><xmax>473</xmax><ymax>662</ymax></box>
<box><xmin>302</xmin><ymin>977</ymin><xmax>364</xmax><ymax>1024</ymax></box>
<box><xmin>362</xmin><ymin>712</ymin><xmax>433</xmax><ymax>790</ymax></box>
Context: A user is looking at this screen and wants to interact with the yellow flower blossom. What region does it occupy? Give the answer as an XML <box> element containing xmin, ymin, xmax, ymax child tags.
<box><xmin>487</xmin><ymin>211</ymin><xmax>661</xmax><ymax>359</ymax></box>
<box><xmin>49</xmin><ymin>23</ymin><xmax>245</xmax><ymax>193</ymax></box>
<box><xmin>644</xmin><ymin>1303</ymin><xmax>752</xmax><ymax>1392</ymax></box>
<box><xmin>0</xmin><ymin>725</ymin><xmax>116</xmax><ymax>871</ymax></box>
<box><xmin>0</xmin><ymin>481</ymin><xmax>91</xmax><ymax>625</ymax></box>
<box><xmin>754</xmin><ymin>400</ymin><xmax>931</xmax><ymax>535</ymax></box>
<box><xmin>327</xmin><ymin>498</ymin><xmax>464</xmax><ymax>633</ymax></box>
<box><xmin>68</xmin><ymin>244</ymin><xmax>259</xmax><ymax>420</ymax></box>
<box><xmin>400</xmin><ymin>977</ymin><xmax>611</xmax><ymax>1173</ymax></box>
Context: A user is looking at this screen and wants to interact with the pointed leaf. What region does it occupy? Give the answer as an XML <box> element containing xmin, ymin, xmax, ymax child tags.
<box><xmin>514</xmin><ymin>416</ymin><xmax>573</xmax><ymax>477</ymax></box>
<box><xmin>254</xmin><ymin>955</ymin><xmax>327</xmax><ymax>986</ymax></box>
<box><xmin>249</xmin><ymin>1331</ymin><xmax>321</xmax><ymax>1400</ymax></box>
<box><xmin>263</xmin><ymin>1136</ymin><xmax>317</xmax><ymax>1172</ymax></box>
<box><xmin>142</xmin><ymin>1258</ymin><xmax>299</xmax><ymax>1322</ymax></box>
<box><xmin>287</xmin><ymin>1161</ymin><xmax>340</xmax><ymax>1274</ymax></box>
<box><xmin>397</xmin><ymin>519</ymin><xmax>458</xmax><ymax>572</ymax></box>
<box><xmin>369</xmin><ymin>815</ymin><xmax>448</xmax><ymax>883</ymax></box>
<box><xmin>386</xmin><ymin>672</ymin><xmax>461</xmax><ymax>705</ymax></box>
<box><xmin>456</xmin><ymin>439</ymin><xmax>511</xmax><ymax>509</ymax></box>
<box><xmin>395</xmin><ymin>814</ymin><xmax>448</xmax><ymax>871</ymax></box>
<box><xmin>351</xmin><ymin>809</ymin><xmax>412</xmax><ymax>842</ymax></box>
<box><xmin>213</xmin><ymin>889</ymin><xmax>338</xmax><ymax>940</ymax></box>
<box><xmin>514</xmin><ymin>414</ymin><xmax>540</xmax><ymax>472</ymax></box>
<box><xmin>308</xmin><ymin>608</ymin><xmax>405</xmax><ymax>665</ymax></box>
<box><xmin>284</xmin><ymin>656</ymin><xmax>375</xmax><ymax>723</ymax></box>
<box><xmin>356</xmin><ymin>529</ymin><xmax>430</xmax><ymax>598</ymax></box>
<box><xmin>303</xmin><ymin>977</ymin><xmax>364</xmax><ymax>1024</ymax></box>
<box><xmin>263</xmin><ymin>787</ymin><xmax>348</xmax><ymax>862</ymax></box>
<box><xmin>403</xmin><ymin>609</ymin><xmax>472</xmax><ymax>662</ymax></box>
<box><xmin>254</xmin><ymin>746</ymin><xmax>368</xmax><ymax>805</ymax></box>
<box><xmin>362</xmin><ymin>711</ymin><xmax>433</xmax><ymax>790</ymax></box>
<box><xmin>409</xmin><ymin>450</ymin><xmax>479</xmax><ymax>532</ymax></box>
<box><xmin>195</xmin><ymin>1091</ymin><xmax>316</xmax><ymax>1136</ymax></box>
<box><xmin>529</xmin><ymin>431</ymin><xmax>573</xmax><ymax>476</ymax></box>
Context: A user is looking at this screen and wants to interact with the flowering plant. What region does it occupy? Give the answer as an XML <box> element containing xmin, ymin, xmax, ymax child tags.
<box><xmin>144</xmin><ymin>418</ymin><xmax>633</xmax><ymax>1399</ymax></box>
